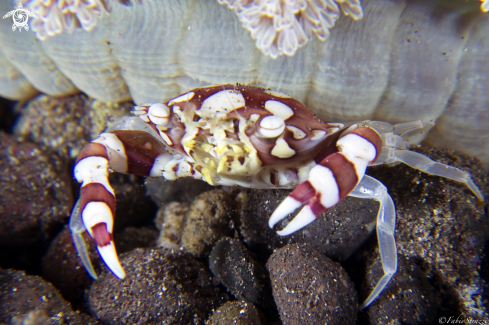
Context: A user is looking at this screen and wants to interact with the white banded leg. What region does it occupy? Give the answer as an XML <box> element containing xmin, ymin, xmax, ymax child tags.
<box><xmin>349</xmin><ymin>175</ymin><xmax>397</xmax><ymax>309</ymax></box>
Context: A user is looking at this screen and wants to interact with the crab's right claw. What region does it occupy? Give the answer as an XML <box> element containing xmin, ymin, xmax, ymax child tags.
<box><xmin>70</xmin><ymin>199</ymin><xmax>126</xmax><ymax>279</ymax></box>
<box><xmin>80</xmin><ymin>201</ymin><xmax>126</xmax><ymax>279</ymax></box>
<box><xmin>69</xmin><ymin>199</ymin><xmax>99</xmax><ymax>279</ymax></box>
<box><xmin>73</xmin><ymin>143</ymin><xmax>126</xmax><ymax>279</ymax></box>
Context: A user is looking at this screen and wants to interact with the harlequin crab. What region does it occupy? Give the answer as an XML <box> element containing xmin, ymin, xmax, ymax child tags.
<box><xmin>71</xmin><ymin>84</ymin><xmax>484</xmax><ymax>308</ymax></box>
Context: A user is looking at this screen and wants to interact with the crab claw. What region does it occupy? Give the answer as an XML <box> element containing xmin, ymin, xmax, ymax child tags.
<box><xmin>96</xmin><ymin>240</ymin><xmax>125</xmax><ymax>279</ymax></box>
<box><xmin>268</xmin><ymin>196</ymin><xmax>302</xmax><ymax>230</ymax></box>
<box><xmin>82</xmin><ymin>202</ymin><xmax>125</xmax><ymax>279</ymax></box>
<box><xmin>72</xmin><ymin>147</ymin><xmax>126</xmax><ymax>279</ymax></box>
<box><xmin>70</xmin><ymin>199</ymin><xmax>99</xmax><ymax>279</ymax></box>
<box><xmin>70</xmin><ymin>199</ymin><xmax>126</xmax><ymax>279</ymax></box>
<box><xmin>269</xmin><ymin>163</ymin><xmax>346</xmax><ymax>236</ymax></box>
<box><xmin>276</xmin><ymin>205</ymin><xmax>317</xmax><ymax>236</ymax></box>
<box><xmin>268</xmin><ymin>177</ymin><xmax>326</xmax><ymax>236</ymax></box>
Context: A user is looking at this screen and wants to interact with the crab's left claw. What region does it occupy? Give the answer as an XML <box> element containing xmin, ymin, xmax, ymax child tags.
<box><xmin>268</xmin><ymin>181</ymin><xmax>319</xmax><ymax>235</ymax></box>
<box><xmin>269</xmin><ymin>163</ymin><xmax>341</xmax><ymax>235</ymax></box>
<box><xmin>270</xmin><ymin>128</ymin><xmax>382</xmax><ymax>236</ymax></box>
<box><xmin>275</xmin><ymin>205</ymin><xmax>318</xmax><ymax>236</ymax></box>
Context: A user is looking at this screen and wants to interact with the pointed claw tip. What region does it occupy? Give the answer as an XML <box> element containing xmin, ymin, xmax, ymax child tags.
<box><xmin>275</xmin><ymin>205</ymin><xmax>317</xmax><ymax>237</ymax></box>
<box><xmin>268</xmin><ymin>197</ymin><xmax>302</xmax><ymax>230</ymax></box>
<box><xmin>114</xmin><ymin>268</ymin><xmax>126</xmax><ymax>279</ymax></box>
<box><xmin>97</xmin><ymin>242</ymin><xmax>126</xmax><ymax>279</ymax></box>
<box><xmin>268</xmin><ymin>218</ymin><xmax>278</xmax><ymax>230</ymax></box>
<box><xmin>359</xmin><ymin>297</ymin><xmax>375</xmax><ymax>310</ymax></box>
<box><xmin>276</xmin><ymin>229</ymin><xmax>294</xmax><ymax>236</ymax></box>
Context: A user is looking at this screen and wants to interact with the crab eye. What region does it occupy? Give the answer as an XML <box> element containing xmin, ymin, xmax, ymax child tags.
<box><xmin>258</xmin><ymin>115</ymin><xmax>285</xmax><ymax>138</ymax></box>
<box><xmin>148</xmin><ymin>103</ymin><xmax>170</xmax><ymax>125</ymax></box>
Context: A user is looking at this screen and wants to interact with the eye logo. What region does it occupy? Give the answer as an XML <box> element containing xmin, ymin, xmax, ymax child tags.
<box><xmin>3</xmin><ymin>3</ymin><xmax>37</xmax><ymax>32</ymax></box>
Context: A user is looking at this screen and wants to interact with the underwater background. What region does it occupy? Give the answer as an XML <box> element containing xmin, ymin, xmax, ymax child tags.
<box><xmin>0</xmin><ymin>0</ymin><xmax>488</xmax><ymax>323</ymax></box>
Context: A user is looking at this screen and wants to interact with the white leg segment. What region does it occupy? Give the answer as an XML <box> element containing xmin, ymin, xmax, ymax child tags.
<box><xmin>394</xmin><ymin>150</ymin><xmax>483</xmax><ymax>201</ymax></box>
<box><xmin>308</xmin><ymin>165</ymin><xmax>340</xmax><ymax>208</ymax></box>
<box><xmin>74</xmin><ymin>156</ymin><xmax>114</xmax><ymax>195</ymax></box>
<box><xmin>81</xmin><ymin>202</ymin><xmax>114</xmax><ymax>234</ymax></box>
<box><xmin>376</xmin><ymin>148</ymin><xmax>483</xmax><ymax>201</ymax></box>
<box><xmin>369</xmin><ymin>119</ymin><xmax>483</xmax><ymax>201</ymax></box>
<box><xmin>349</xmin><ymin>175</ymin><xmax>397</xmax><ymax>309</ymax></box>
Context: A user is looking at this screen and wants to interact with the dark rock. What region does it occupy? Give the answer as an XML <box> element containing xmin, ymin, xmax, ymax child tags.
<box><xmin>0</xmin><ymin>269</ymin><xmax>96</xmax><ymax>324</ymax></box>
<box><xmin>110</xmin><ymin>174</ymin><xmax>158</xmax><ymax>233</ymax></box>
<box><xmin>209</xmin><ymin>237</ymin><xmax>276</xmax><ymax>316</ymax></box>
<box><xmin>146</xmin><ymin>177</ymin><xmax>215</xmax><ymax>205</ymax></box>
<box><xmin>11</xmin><ymin>309</ymin><xmax>99</xmax><ymax>325</ymax></box>
<box><xmin>363</xmin><ymin>254</ymin><xmax>438</xmax><ymax>324</ymax></box>
<box><xmin>88</xmin><ymin>248</ymin><xmax>227</xmax><ymax>324</ymax></box>
<box><xmin>206</xmin><ymin>301</ymin><xmax>264</xmax><ymax>325</ymax></box>
<box><xmin>0</xmin><ymin>132</ymin><xmax>72</xmax><ymax>246</ymax></box>
<box><xmin>114</xmin><ymin>226</ymin><xmax>158</xmax><ymax>254</ymax></box>
<box><xmin>52</xmin><ymin>310</ymin><xmax>99</xmax><ymax>324</ymax></box>
<box><xmin>14</xmin><ymin>94</ymin><xmax>132</xmax><ymax>159</ymax></box>
<box><xmin>267</xmin><ymin>244</ymin><xmax>357</xmax><ymax>325</ymax></box>
<box><xmin>240</xmin><ymin>190</ymin><xmax>378</xmax><ymax>262</ymax></box>
<box><xmin>156</xmin><ymin>189</ymin><xmax>235</xmax><ymax>257</ymax></box>
<box><xmin>42</xmin><ymin>226</ymin><xmax>96</xmax><ymax>304</ymax></box>
<box><xmin>0</xmin><ymin>269</ymin><xmax>70</xmax><ymax>322</ymax></box>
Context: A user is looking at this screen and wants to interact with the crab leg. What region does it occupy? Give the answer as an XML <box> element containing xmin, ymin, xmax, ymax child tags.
<box><xmin>269</xmin><ymin>126</ymin><xmax>383</xmax><ymax>235</ymax></box>
<box><xmin>378</xmin><ymin>148</ymin><xmax>484</xmax><ymax>201</ymax></box>
<box><xmin>71</xmin><ymin>129</ymin><xmax>172</xmax><ymax>279</ymax></box>
<box><xmin>372</xmin><ymin>120</ymin><xmax>484</xmax><ymax>201</ymax></box>
<box><xmin>349</xmin><ymin>175</ymin><xmax>397</xmax><ymax>309</ymax></box>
